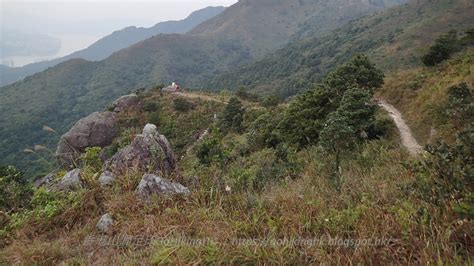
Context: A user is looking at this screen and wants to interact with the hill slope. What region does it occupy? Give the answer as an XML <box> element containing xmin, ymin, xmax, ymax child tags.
<box><xmin>211</xmin><ymin>0</ymin><xmax>474</xmax><ymax>97</ymax></box>
<box><xmin>0</xmin><ymin>0</ymin><xmax>404</xmax><ymax>175</ymax></box>
<box><xmin>0</xmin><ymin>6</ymin><xmax>226</xmax><ymax>87</ymax></box>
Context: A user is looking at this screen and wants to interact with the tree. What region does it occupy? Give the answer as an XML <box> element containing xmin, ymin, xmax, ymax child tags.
<box><xmin>422</xmin><ymin>30</ymin><xmax>460</xmax><ymax>67</ymax></box>
<box><xmin>278</xmin><ymin>84</ymin><xmax>336</xmax><ymax>148</ymax></box>
<box><xmin>325</xmin><ymin>54</ymin><xmax>384</xmax><ymax>96</ymax></box>
<box><xmin>219</xmin><ymin>97</ymin><xmax>245</xmax><ymax>133</ymax></box>
<box><xmin>336</xmin><ymin>88</ymin><xmax>376</xmax><ymax>139</ymax></box>
<box><xmin>319</xmin><ymin>112</ymin><xmax>357</xmax><ymax>187</ymax></box>
<box><xmin>278</xmin><ymin>55</ymin><xmax>383</xmax><ymax>149</ymax></box>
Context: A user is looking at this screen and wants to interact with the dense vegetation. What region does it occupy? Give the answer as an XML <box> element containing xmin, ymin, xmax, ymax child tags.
<box><xmin>211</xmin><ymin>0</ymin><xmax>474</xmax><ymax>97</ymax></box>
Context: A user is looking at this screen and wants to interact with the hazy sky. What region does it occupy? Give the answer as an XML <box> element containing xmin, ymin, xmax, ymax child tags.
<box><xmin>1</xmin><ymin>0</ymin><xmax>237</xmax><ymax>36</ymax></box>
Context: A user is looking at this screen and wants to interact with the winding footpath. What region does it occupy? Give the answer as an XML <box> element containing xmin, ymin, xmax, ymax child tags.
<box><xmin>377</xmin><ymin>100</ymin><xmax>423</xmax><ymax>156</ymax></box>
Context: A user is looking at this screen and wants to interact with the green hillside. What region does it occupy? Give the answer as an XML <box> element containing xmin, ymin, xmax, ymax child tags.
<box><xmin>0</xmin><ymin>0</ymin><xmax>403</xmax><ymax>176</ymax></box>
<box><xmin>211</xmin><ymin>0</ymin><xmax>474</xmax><ymax>97</ymax></box>
<box><xmin>1</xmin><ymin>53</ymin><xmax>472</xmax><ymax>264</ymax></box>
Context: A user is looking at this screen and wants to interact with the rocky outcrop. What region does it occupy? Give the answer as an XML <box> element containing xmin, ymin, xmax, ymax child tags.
<box><xmin>56</xmin><ymin>169</ymin><xmax>82</xmax><ymax>191</ymax></box>
<box><xmin>96</xmin><ymin>213</ymin><xmax>114</xmax><ymax>234</ymax></box>
<box><xmin>111</xmin><ymin>94</ymin><xmax>141</xmax><ymax>113</ymax></box>
<box><xmin>56</xmin><ymin>111</ymin><xmax>118</xmax><ymax>168</ymax></box>
<box><xmin>136</xmin><ymin>174</ymin><xmax>190</xmax><ymax>199</ymax></box>
<box><xmin>104</xmin><ymin>124</ymin><xmax>179</xmax><ymax>177</ymax></box>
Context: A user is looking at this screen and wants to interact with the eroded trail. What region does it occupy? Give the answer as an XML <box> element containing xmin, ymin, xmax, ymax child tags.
<box><xmin>378</xmin><ymin>100</ymin><xmax>423</xmax><ymax>156</ymax></box>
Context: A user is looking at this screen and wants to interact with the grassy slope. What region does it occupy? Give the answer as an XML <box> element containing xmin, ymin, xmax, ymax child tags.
<box><xmin>211</xmin><ymin>0</ymin><xmax>474</xmax><ymax>97</ymax></box>
<box><xmin>378</xmin><ymin>48</ymin><xmax>474</xmax><ymax>145</ymax></box>
<box><xmin>1</xmin><ymin>90</ymin><xmax>470</xmax><ymax>264</ymax></box>
<box><xmin>0</xmin><ymin>0</ymin><xmax>398</xmax><ymax>175</ymax></box>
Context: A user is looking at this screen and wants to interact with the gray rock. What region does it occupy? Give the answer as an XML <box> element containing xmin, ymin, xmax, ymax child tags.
<box><xmin>99</xmin><ymin>171</ymin><xmax>115</xmax><ymax>187</ymax></box>
<box><xmin>136</xmin><ymin>174</ymin><xmax>190</xmax><ymax>199</ymax></box>
<box><xmin>104</xmin><ymin>124</ymin><xmax>179</xmax><ymax>177</ymax></box>
<box><xmin>34</xmin><ymin>173</ymin><xmax>55</xmax><ymax>188</ymax></box>
<box><xmin>56</xmin><ymin>111</ymin><xmax>118</xmax><ymax>169</ymax></box>
<box><xmin>112</xmin><ymin>94</ymin><xmax>141</xmax><ymax>113</ymax></box>
<box><xmin>96</xmin><ymin>213</ymin><xmax>114</xmax><ymax>234</ymax></box>
<box><xmin>56</xmin><ymin>169</ymin><xmax>82</xmax><ymax>191</ymax></box>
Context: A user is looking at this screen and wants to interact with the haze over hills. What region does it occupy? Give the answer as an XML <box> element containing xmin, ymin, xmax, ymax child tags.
<box><xmin>211</xmin><ymin>0</ymin><xmax>474</xmax><ymax>97</ymax></box>
<box><xmin>0</xmin><ymin>6</ymin><xmax>226</xmax><ymax>87</ymax></box>
<box><xmin>0</xmin><ymin>0</ymin><xmax>407</xmax><ymax>174</ymax></box>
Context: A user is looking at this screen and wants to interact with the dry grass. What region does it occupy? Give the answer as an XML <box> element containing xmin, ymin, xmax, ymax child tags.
<box><xmin>1</xmin><ymin>140</ymin><xmax>471</xmax><ymax>264</ymax></box>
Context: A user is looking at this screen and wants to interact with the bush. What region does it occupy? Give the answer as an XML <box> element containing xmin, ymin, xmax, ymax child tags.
<box><xmin>412</xmin><ymin>126</ymin><xmax>473</xmax><ymax>211</ymax></box>
<box><xmin>219</xmin><ymin>97</ymin><xmax>245</xmax><ymax>133</ymax></box>
<box><xmin>262</xmin><ymin>95</ymin><xmax>281</xmax><ymax>108</ymax></box>
<box><xmin>0</xmin><ymin>166</ymin><xmax>32</xmax><ymax>213</ymax></box>
<box><xmin>81</xmin><ymin>147</ymin><xmax>102</xmax><ymax>171</ymax></box>
<box><xmin>143</xmin><ymin>101</ymin><xmax>160</xmax><ymax>112</ymax></box>
<box><xmin>195</xmin><ymin>129</ymin><xmax>229</xmax><ymax>166</ymax></box>
<box><xmin>173</xmin><ymin>98</ymin><xmax>193</xmax><ymax>112</ymax></box>
<box><xmin>443</xmin><ymin>82</ymin><xmax>473</xmax><ymax>130</ymax></box>
<box><xmin>422</xmin><ymin>30</ymin><xmax>460</xmax><ymax>66</ymax></box>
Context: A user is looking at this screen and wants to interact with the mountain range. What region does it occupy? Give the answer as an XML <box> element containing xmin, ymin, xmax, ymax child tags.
<box><xmin>0</xmin><ymin>6</ymin><xmax>226</xmax><ymax>87</ymax></box>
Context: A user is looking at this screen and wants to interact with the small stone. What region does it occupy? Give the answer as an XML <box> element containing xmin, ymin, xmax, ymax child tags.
<box><xmin>99</xmin><ymin>171</ymin><xmax>115</xmax><ymax>187</ymax></box>
<box><xmin>136</xmin><ymin>174</ymin><xmax>190</xmax><ymax>199</ymax></box>
<box><xmin>56</xmin><ymin>169</ymin><xmax>82</xmax><ymax>191</ymax></box>
<box><xmin>96</xmin><ymin>213</ymin><xmax>114</xmax><ymax>234</ymax></box>
<box><xmin>34</xmin><ymin>173</ymin><xmax>55</xmax><ymax>188</ymax></box>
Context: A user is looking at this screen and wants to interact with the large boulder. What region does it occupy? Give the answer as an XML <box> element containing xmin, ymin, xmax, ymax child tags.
<box><xmin>104</xmin><ymin>124</ymin><xmax>179</xmax><ymax>177</ymax></box>
<box><xmin>136</xmin><ymin>174</ymin><xmax>190</xmax><ymax>199</ymax></box>
<box><xmin>111</xmin><ymin>94</ymin><xmax>141</xmax><ymax>113</ymax></box>
<box><xmin>56</xmin><ymin>111</ymin><xmax>118</xmax><ymax>168</ymax></box>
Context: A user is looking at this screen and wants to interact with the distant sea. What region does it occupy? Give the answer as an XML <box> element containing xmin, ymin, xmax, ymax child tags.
<box><xmin>0</xmin><ymin>34</ymin><xmax>100</xmax><ymax>67</ymax></box>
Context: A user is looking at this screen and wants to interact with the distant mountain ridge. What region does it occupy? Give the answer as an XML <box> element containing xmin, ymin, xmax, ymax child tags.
<box><xmin>0</xmin><ymin>6</ymin><xmax>226</xmax><ymax>87</ymax></box>
<box><xmin>211</xmin><ymin>0</ymin><xmax>474</xmax><ymax>97</ymax></box>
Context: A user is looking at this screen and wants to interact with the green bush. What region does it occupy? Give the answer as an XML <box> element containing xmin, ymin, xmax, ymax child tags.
<box><xmin>443</xmin><ymin>82</ymin><xmax>473</xmax><ymax>130</ymax></box>
<box><xmin>173</xmin><ymin>98</ymin><xmax>193</xmax><ymax>112</ymax></box>
<box><xmin>195</xmin><ymin>129</ymin><xmax>229</xmax><ymax>166</ymax></box>
<box><xmin>81</xmin><ymin>147</ymin><xmax>102</xmax><ymax>171</ymax></box>
<box><xmin>0</xmin><ymin>166</ymin><xmax>32</xmax><ymax>213</ymax></box>
<box><xmin>422</xmin><ymin>30</ymin><xmax>460</xmax><ymax>66</ymax></box>
<box><xmin>143</xmin><ymin>101</ymin><xmax>160</xmax><ymax>112</ymax></box>
<box><xmin>219</xmin><ymin>97</ymin><xmax>245</xmax><ymax>133</ymax></box>
<box><xmin>412</xmin><ymin>126</ymin><xmax>473</xmax><ymax>213</ymax></box>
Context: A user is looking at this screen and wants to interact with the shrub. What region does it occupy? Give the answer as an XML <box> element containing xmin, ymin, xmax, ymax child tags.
<box><xmin>148</xmin><ymin>111</ymin><xmax>161</xmax><ymax>126</ymax></box>
<box><xmin>81</xmin><ymin>147</ymin><xmax>102</xmax><ymax>171</ymax></box>
<box><xmin>173</xmin><ymin>98</ymin><xmax>193</xmax><ymax>112</ymax></box>
<box><xmin>422</xmin><ymin>30</ymin><xmax>460</xmax><ymax>66</ymax></box>
<box><xmin>219</xmin><ymin>97</ymin><xmax>245</xmax><ymax>133</ymax></box>
<box><xmin>143</xmin><ymin>101</ymin><xmax>160</xmax><ymax>112</ymax></box>
<box><xmin>443</xmin><ymin>82</ymin><xmax>473</xmax><ymax>130</ymax></box>
<box><xmin>195</xmin><ymin>129</ymin><xmax>229</xmax><ymax>166</ymax></box>
<box><xmin>0</xmin><ymin>166</ymin><xmax>32</xmax><ymax>213</ymax></box>
<box><xmin>261</xmin><ymin>95</ymin><xmax>281</xmax><ymax>108</ymax></box>
<box><xmin>412</xmin><ymin>126</ymin><xmax>473</xmax><ymax>211</ymax></box>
